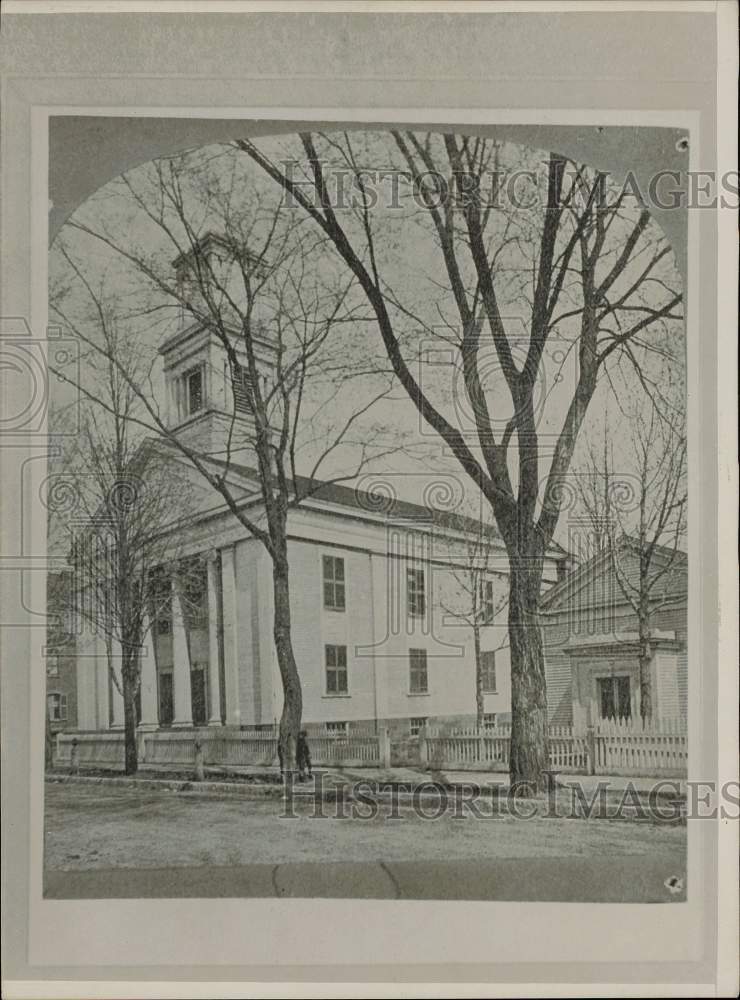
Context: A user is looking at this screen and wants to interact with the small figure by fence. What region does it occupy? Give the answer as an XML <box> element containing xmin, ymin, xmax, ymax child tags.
<box><xmin>296</xmin><ymin>730</ymin><xmax>312</xmax><ymax>781</ymax></box>
<box><xmin>70</xmin><ymin>737</ymin><xmax>79</xmax><ymax>775</ymax></box>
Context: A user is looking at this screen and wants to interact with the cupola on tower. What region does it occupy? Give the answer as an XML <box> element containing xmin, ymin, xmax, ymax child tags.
<box><xmin>159</xmin><ymin>233</ymin><xmax>276</xmax><ymax>466</ymax></box>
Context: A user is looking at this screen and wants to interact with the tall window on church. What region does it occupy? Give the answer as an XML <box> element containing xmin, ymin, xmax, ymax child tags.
<box><xmin>184</xmin><ymin>366</ymin><xmax>203</xmax><ymax>416</ymax></box>
<box><xmin>480</xmin><ymin>650</ymin><xmax>497</xmax><ymax>693</ymax></box>
<box><xmin>325</xmin><ymin>644</ymin><xmax>348</xmax><ymax>695</ymax></box>
<box><xmin>231</xmin><ymin>360</ymin><xmax>253</xmax><ymax>414</ymax></box>
<box><xmin>322</xmin><ymin>555</ymin><xmax>345</xmax><ymax>611</ymax></box>
<box><xmin>407</xmin><ymin>567</ymin><xmax>426</xmax><ymax>618</ymax></box>
<box><xmin>478</xmin><ymin>579</ymin><xmax>495</xmax><ymax>625</ymax></box>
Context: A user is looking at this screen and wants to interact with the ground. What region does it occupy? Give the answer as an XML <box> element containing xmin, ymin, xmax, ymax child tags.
<box><xmin>44</xmin><ymin>782</ymin><xmax>687</xmax><ymax>902</ymax></box>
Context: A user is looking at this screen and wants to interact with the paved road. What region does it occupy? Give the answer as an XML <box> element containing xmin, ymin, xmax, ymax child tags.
<box><xmin>45</xmin><ymin>854</ymin><xmax>686</xmax><ymax>902</ymax></box>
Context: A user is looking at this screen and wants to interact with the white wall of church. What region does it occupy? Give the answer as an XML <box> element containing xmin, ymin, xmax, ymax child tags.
<box><xmin>231</xmin><ymin>505</ymin><xmax>517</xmax><ymax>729</ymax></box>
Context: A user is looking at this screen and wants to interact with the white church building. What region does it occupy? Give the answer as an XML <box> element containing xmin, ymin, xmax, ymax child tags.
<box><xmin>71</xmin><ymin>239</ymin><xmax>570</xmax><ymax>747</ymax></box>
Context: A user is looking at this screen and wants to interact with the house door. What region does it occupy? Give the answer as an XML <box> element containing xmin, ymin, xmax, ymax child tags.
<box><xmin>598</xmin><ymin>675</ymin><xmax>631</xmax><ymax>720</ymax></box>
<box><xmin>191</xmin><ymin>666</ymin><xmax>207</xmax><ymax>726</ymax></box>
<box><xmin>158</xmin><ymin>672</ymin><xmax>173</xmax><ymax>726</ymax></box>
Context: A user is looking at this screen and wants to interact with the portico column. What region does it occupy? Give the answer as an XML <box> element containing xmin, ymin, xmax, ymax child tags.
<box><xmin>171</xmin><ymin>570</ymin><xmax>193</xmax><ymax>728</ymax></box>
<box><xmin>220</xmin><ymin>545</ymin><xmax>241</xmax><ymax>726</ymax></box>
<box><xmin>109</xmin><ymin>634</ymin><xmax>125</xmax><ymax>729</ymax></box>
<box><xmin>206</xmin><ymin>552</ymin><xmax>223</xmax><ymax>726</ymax></box>
<box><xmin>138</xmin><ymin>614</ymin><xmax>159</xmax><ymax>729</ymax></box>
<box><xmin>93</xmin><ymin>627</ymin><xmax>109</xmax><ymax>730</ymax></box>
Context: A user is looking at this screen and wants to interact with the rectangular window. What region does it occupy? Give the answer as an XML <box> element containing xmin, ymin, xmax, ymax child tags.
<box><xmin>598</xmin><ymin>676</ymin><xmax>631</xmax><ymax>720</ymax></box>
<box><xmin>409</xmin><ymin>648</ymin><xmax>428</xmax><ymax>694</ymax></box>
<box><xmin>479</xmin><ymin>579</ymin><xmax>495</xmax><ymax>625</ymax></box>
<box><xmin>325</xmin><ymin>644</ymin><xmax>348</xmax><ymax>695</ymax></box>
<box><xmin>182</xmin><ymin>366</ymin><xmax>204</xmax><ymax>416</ymax></box>
<box><xmin>407</xmin><ymin>567</ymin><xmax>426</xmax><ymax>618</ymax></box>
<box><xmin>325</xmin><ymin>720</ymin><xmax>348</xmax><ymax>736</ymax></box>
<box><xmin>322</xmin><ymin>555</ymin><xmax>346</xmax><ymax>611</ymax></box>
<box><xmin>46</xmin><ymin>654</ymin><xmax>59</xmax><ymax>677</ymax></box>
<box><xmin>483</xmin><ymin>712</ymin><xmax>497</xmax><ymax>731</ymax></box>
<box><xmin>231</xmin><ymin>360</ymin><xmax>253</xmax><ymax>414</ymax></box>
<box><xmin>47</xmin><ymin>692</ymin><xmax>67</xmax><ymax>722</ymax></box>
<box><xmin>480</xmin><ymin>650</ymin><xmax>497</xmax><ymax>693</ymax></box>
<box><xmin>409</xmin><ymin>716</ymin><xmax>427</xmax><ymax>737</ymax></box>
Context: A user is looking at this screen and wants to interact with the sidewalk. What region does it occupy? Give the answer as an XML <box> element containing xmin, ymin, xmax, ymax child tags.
<box><xmin>127</xmin><ymin>761</ymin><xmax>686</xmax><ymax>799</ymax></box>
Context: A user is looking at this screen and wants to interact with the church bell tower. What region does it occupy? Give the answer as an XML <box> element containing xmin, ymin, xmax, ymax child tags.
<box><xmin>159</xmin><ymin>233</ymin><xmax>276</xmax><ymax>467</ymax></box>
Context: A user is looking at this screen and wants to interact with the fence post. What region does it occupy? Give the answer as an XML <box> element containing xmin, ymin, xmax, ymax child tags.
<box><xmin>193</xmin><ymin>736</ymin><xmax>205</xmax><ymax>781</ymax></box>
<box><xmin>70</xmin><ymin>737</ymin><xmax>79</xmax><ymax>775</ymax></box>
<box><xmin>586</xmin><ymin>725</ymin><xmax>596</xmax><ymax>776</ymax></box>
<box><xmin>379</xmin><ymin>727</ymin><xmax>391</xmax><ymax>769</ymax></box>
<box><xmin>418</xmin><ymin>726</ymin><xmax>429</xmax><ymax>769</ymax></box>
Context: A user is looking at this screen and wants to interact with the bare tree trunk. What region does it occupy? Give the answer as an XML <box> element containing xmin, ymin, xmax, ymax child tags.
<box><xmin>507</xmin><ymin>561</ymin><xmax>549</xmax><ymax>793</ymax></box>
<box><xmin>272</xmin><ymin>548</ymin><xmax>302</xmax><ymax>774</ymax></box>
<box><xmin>638</xmin><ymin>605</ymin><xmax>653</xmax><ymax>722</ymax></box>
<box><xmin>45</xmin><ymin>709</ymin><xmax>54</xmax><ymax>771</ymax></box>
<box><xmin>121</xmin><ymin>652</ymin><xmax>139</xmax><ymax>775</ymax></box>
<box><xmin>473</xmin><ymin>625</ymin><xmax>485</xmax><ymax>729</ymax></box>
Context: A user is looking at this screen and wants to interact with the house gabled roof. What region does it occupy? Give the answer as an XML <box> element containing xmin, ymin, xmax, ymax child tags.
<box><xmin>539</xmin><ymin>535</ymin><xmax>687</xmax><ymax>611</ymax></box>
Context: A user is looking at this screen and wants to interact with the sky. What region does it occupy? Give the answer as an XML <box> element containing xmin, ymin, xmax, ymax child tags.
<box><xmin>47</xmin><ymin>129</ymin><xmax>685</xmax><ymax>555</ymax></box>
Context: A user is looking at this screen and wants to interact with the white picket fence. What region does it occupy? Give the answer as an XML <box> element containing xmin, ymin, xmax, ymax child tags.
<box><xmin>423</xmin><ymin>718</ymin><xmax>687</xmax><ymax>776</ymax></box>
<box><xmin>591</xmin><ymin>717</ymin><xmax>687</xmax><ymax>775</ymax></box>
<box><xmin>54</xmin><ymin>718</ymin><xmax>687</xmax><ymax>777</ymax></box>
<box><xmin>55</xmin><ymin>726</ymin><xmax>386</xmax><ymax>770</ymax></box>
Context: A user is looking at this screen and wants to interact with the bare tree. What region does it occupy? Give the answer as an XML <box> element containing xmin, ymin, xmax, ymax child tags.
<box><xmin>575</xmin><ymin>400</ymin><xmax>687</xmax><ymax>720</ymax></box>
<box><xmin>437</xmin><ymin>513</ymin><xmax>508</xmax><ymax>727</ymax></box>
<box><xmin>50</xmin><ymin>145</ymin><xmax>404</xmax><ymax>771</ymax></box>
<box><xmin>239</xmin><ymin>130</ymin><xmax>684</xmax><ymax>789</ymax></box>
<box><xmin>50</xmin><ymin>318</ymin><xmax>190</xmax><ymax>774</ymax></box>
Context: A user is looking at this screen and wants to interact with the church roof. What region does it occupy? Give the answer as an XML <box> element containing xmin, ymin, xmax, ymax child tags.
<box><xmin>140</xmin><ymin>437</ymin><xmax>569</xmax><ymax>560</ymax></box>
<box><xmin>203</xmin><ymin>453</ymin><xmax>568</xmax><ymax>558</ymax></box>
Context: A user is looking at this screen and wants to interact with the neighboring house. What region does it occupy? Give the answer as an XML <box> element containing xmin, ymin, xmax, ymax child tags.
<box><xmin>46</xmin><ymin>571</ymin><xmax>78</xmax><ymax>735</ymax></box>
<box><xmin>540</xmin><ymin>540</ymin><xmax>687</xmax><ymax>727</ymax></box>
<box><xmin>68</xmin><ymin>245</ymin><xmax>568</xmax><ymax>741</ymax></box>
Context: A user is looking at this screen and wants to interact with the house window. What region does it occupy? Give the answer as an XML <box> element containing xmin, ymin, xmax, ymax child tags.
<box><xmin>181</xmin><ymin>563</ymin><xmax>207</xmax><ymax>628</ymax></box>
<box><xmin>483</xmin><ymin>713</ymin><xmax>497</xmax><ymax>731</ymax></box>
<box><xmin>322</xmin><ymin>555</ymin><xmax>346</xmax><ymax>611</ymax></box>
<box><xmin>325</xmin><ymin>720</ymin><xmax>348</xmax><ymax>737</ymax></box>
<box><xmin>480</xmin><ymin>650</ymin><xmax>497</xmax><ymax>693</ymax></box>
<box><xmin>325</xmin><ymin>644</ymin><xmax>348</xmax><ymax>695</ymax></box>
<box><xmin>47</xmin><ymin>692</ymin><xmax>67</xmax><ymax>722</ymax></box>
<box><xmin>184</xmin><ymin>366</ymin><xmax>204</xmax><ymax>416</ymax></box>
<box><xmin>407</xmin><ymin>567</ymin><xmax>426</xmax><ymax>618</ymax></box>
<box><xmin>479</xmin><ymin>579</ymin><xmax>495</xmax><ymax>624</ymax></box>
<box><xmin>158</xmin><ymin>671</ymin><xmax>174</xmax><ymax>727</ymax></box>
<box><xmin>46</xmin><ymin>654</ymin><xmax>59</xmax><ymax>677</ymax></box>
<box><xmin>598</xmin><ymin>675</ymin><xmax>631</xmax><ymax>720</ymax></box>
<box><xmin>231</xmin><ymin>360</ymin><xmax>253</xmax><ymax>414</ymax></box>
<box><xmin>409</xmin><ymin>648</ymin><xmax>428</xmax><ymax>694</ymax></box>
<box><xmin>409</xmin><ymin>716</ymin><xmax>427</xmax><ymax>737</ymax></box>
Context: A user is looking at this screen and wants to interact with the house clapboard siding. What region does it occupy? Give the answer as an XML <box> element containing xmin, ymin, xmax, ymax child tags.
<box><xmin>540</xmin><ymin>542</ymin><xmax>687</xmax><ymax>726</ymax></box>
